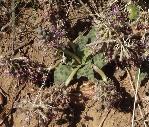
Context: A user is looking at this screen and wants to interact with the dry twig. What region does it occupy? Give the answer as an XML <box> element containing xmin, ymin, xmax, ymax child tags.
<box><xmin>126</xmin><ymin>68</ymin><xmax>147</xmax><ymax>127</ymax></box>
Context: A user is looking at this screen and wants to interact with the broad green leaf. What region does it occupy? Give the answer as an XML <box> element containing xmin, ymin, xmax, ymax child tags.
<box><xmin>76</xmin><ymin>27</ymin><xmax>96</xmax><ymax>60</ymax></box>
<box><xmin>65</xmin><ymin>65</ymin><xmax>81</xmax><ymax>86</ymax></box>
<box><xmin>54</xmin><ymin>64</ymin><xmax>72</xmax><ymax>84</ymax></box>
<box><xmin>87</xmin><ymin>27</ymin><xmax>96</xmax><ymax>42</ymax></box>
<box><xmin>77</xmin><ymin>60</ymin><xmax>94</xmax><ymax>81</ymax></box>
<box><xmin>84</xmin><ymin>47</ymin><xmax>92</xmax><ymax>59</ymax></box>
<box><xmin>93</xmin><ymin>53</ymin><xmax>106</xmax><ymax>68</ymax></box>
<box><xmin>92</xmin><ymin>64</ymin><xmax>107</xmax><ymax>83</ymax></box>
<box><xmin>82</xmin><ymin>47</ymin><xmax>92</xmax><ymax>64</ymax></box>
<box><xmin>63</xmin><ymin>49</ymin><xmax>81</xmax><ymax>64</ymax></box>
<box><xmin>77</xmin><ymin>34</ymin><xmax>88</xmax><ymax>50</ymax></box>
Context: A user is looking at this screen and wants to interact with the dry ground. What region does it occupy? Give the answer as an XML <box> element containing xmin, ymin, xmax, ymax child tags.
<box><xmin>0</xmin><ymin>0</ymin><xmax>149</xmax><ymax>127</ymax></box>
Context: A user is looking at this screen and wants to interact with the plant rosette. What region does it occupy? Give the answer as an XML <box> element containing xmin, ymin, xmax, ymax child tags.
<box><xmin>54</xmin><ymin>28</ymin><xmax>107</xmax><ymax>86</ymax></box>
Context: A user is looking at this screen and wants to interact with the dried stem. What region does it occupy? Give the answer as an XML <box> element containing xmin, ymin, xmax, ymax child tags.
<box><xmin>126</xmin><ymin>67</ymin><xmax>147</xmax><ymax>127</ymax></box>
<box><xmin>131</xmin><ymin>68</ymin><xmax>142</xmax><ymax>127</ymax></box>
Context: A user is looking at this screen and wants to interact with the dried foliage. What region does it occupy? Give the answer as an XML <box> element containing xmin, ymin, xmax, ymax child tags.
<box><xmin>0</xmin><ymin>57</ymin><xmax>49</xmax><ymax>85</ymax></box>
<box><xmin>87</xmin><ymin>1</ymin><xmax>149</xmax><ymax>66</ymax></box>
<box><xmin>15</xmin><ymin>84</ymin><xmax>86</xmax><ymax>126</ymax></box>
<box><xmin>0</xmin><ymin>0</ymin><xmax>149</xmax><ymax>126</ymax></box>
<box><xmin>94</xmin><ymin>80</ymin><xmax>121</xmax><ymax>108</ymax></box>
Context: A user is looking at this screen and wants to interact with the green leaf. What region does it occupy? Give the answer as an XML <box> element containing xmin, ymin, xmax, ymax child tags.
<box><xmin>63</xmin><ymin>49</ymin><xmax>81</xmax><ymax>64</ymax></box>
<box><xmin>92</xmin><ymin>64</ymin><xmax>107</xmax><ymax>83</ymax></box>
<box><xmin>93</xmin><ymin>53</ymin><xmax>106</xmax><ymax>68</ymax></box>
<box><xmin>76</xmin><ymin>27</ymin><xmax>96</xmax><ymax>60</ymax></box>
<box><xmin>84</xmin><ymin>47</ymin><xmax>92</xmax><ymax>58</ymax></box>
<box><xmin>77</xmin><ymin>60</ymin><xmax>94</xmax><ymax>81</ymax></box>
<box><xmin>78</xmin><ymin>27</ymin><xmax>96</xmax><ymax>50</ymax></box>
<box><xmin>54</xmin><ymin>64</ymin><xmax>72</xmax><ymax>84</ymax></box>
<box><xmin>127</xmin><ymin>4</ymin><xmax>139</xmax><ymax>21</ymax></box>
<box><xmin>77</xmin><ymin>34</ymin><xmax>88</xmax><ymax>50</ymax></box>
<box><xmin>65</xmin><ymin>65</ymin><xmax>81</xmax><ymax>86</ymax></box>
<box><xmin>87</xmin><ymin>27</ymin><xmax>96</xmax><ymax>42</ymax></box>
<box><xmin>82</xmin><ymin>47</ymin><xmax>92</xmax><ymax>64</ymax></box>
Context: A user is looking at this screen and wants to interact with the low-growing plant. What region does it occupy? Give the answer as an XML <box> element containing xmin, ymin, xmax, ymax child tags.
<box><xmin>126</xmin><ymin>3</ymin><xmax>139</xmax><ymax>21</ymax></box>
<box><xmin>54</xmin><ymin>27</ymin><xmax>108</xmax><ymax>86</ymax></box>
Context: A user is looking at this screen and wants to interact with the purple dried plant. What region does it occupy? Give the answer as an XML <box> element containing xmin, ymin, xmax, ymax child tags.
<box><xmin>111</xmin><ymin>4</ymin><xmax>120</xmax><ymax>15</ymax></box>
<box><xmin>4</xmin><ymin>57</ymin><xmax>49</xmax><ymax>85</ymax></box>
<box><xmin>95</xmin><ymin>80</ymin><xmax>122</xmax><ymax>109</ymax></box>
<box><xmin>108</xmin><ymin>2</ymin><xmax>128</xmax><ymax>31</ymax></box>
<box><xmin>37</xmin><ymin>24</ymin><xmax>65</xmax><ymax>49</ymax></box>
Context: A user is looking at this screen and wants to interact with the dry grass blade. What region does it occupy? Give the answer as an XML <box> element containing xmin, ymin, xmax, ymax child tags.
<box><xmin>126</xmin><ymin>67</ymin><xmax>147</xmax><ymax>127</ymax></box>
<box><xmin>129</xmin><ymin>68</ymin><xmax>148</xmax><ymax>127</ymax></box>
<box><xmin>131</xmin><ymin>68</ymin><xmax>140</xmax><ymax>127</ymax></box>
